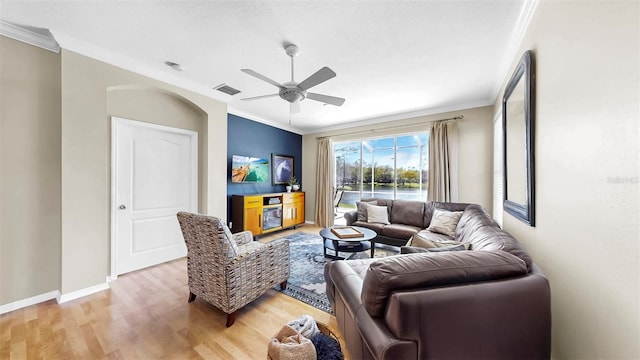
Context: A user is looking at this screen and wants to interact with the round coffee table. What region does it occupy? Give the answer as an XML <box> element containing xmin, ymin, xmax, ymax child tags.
<box><xmin>320</xmin><ymin>226</ymin><xmax>377</xmax><ymax>260</ymax></box>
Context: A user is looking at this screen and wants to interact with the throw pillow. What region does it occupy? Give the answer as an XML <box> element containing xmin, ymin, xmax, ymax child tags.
<box><xmin>366</xmin><ymin>204</ymin><xmax>390</xmax><ymax>224</ymax></box>
<box><xmin>427</xmin><ymin>209</ymin><xmax>464</xmax><ymax>237</ymax></box>
<box><xmin>401</xmin><ymin>243</ymin><xmax>469</xmax><ymax>254</ymax></box>
<box><xmin>356</xmin><ymin>200</ymin><xmax>377</xmax><ymax>222</ymax></box>
<box><xmin>406</xmin><ymin>234</ymin><xmax>437</xmax><ymax>248</ymax></box>
<box><xmin>426</xmin><ymin>243</ymin><xmax>467</xmax><ymax>252</ymax></box>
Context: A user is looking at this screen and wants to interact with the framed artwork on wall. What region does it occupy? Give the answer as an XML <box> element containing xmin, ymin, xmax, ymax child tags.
<box><xmin>272</xmin><ymin>154</ymin><xmax>294</xmax><ymax>185</ymax></box>
<box><xmin>502</xmin><ymin>50</ymin><xmax>535</xmax><ymax>226</ymax></box>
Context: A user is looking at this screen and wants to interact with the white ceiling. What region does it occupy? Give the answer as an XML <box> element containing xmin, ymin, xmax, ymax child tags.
<box><xmin>0</xmin><ymin>1</ymin><xmax>532</xmax><ymax>134</ymax></box>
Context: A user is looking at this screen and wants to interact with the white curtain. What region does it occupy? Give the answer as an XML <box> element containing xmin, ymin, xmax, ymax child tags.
<box><xmin>428</xmin><ymin>121</ymin><xmax>458</xmax><ymax>202</ymax></box>
<box><xmin>314</xmin><ymin>137</ymin><xmax>334</xmax><ymax>227</ymax></box>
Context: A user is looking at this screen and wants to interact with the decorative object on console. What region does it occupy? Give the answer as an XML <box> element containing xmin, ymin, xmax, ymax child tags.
<box><xmin>273</xmin><ymin>154</ymin><xmax>294</xmax><ymax>185</ymax></box>
<box><xmin>503</xmin><ymin>50</ymin><xmax>535</xmax><ymax>226</ymax></box>
<box><xmin>289</xmin><ymin>176</ymin><xmax>300</xmax><ymax>191</ymax></box>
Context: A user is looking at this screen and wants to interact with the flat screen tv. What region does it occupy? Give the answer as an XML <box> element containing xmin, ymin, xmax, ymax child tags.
<box><xmin>231</xmin><ymin>155</ymin><xmax>269</xmax><ymax>183</ymax></box>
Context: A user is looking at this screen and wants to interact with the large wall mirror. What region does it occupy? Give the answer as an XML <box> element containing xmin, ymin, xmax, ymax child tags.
<box><xmin>502</xmin><ymin>50</ymin><xmax>535</xmax><ymax>226</ymax></box>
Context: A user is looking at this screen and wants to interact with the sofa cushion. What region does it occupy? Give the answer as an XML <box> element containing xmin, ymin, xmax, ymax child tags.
<box><xmin>389</xmin><ymin>200</ymin><xmax>424</xmax><ymax>228</ymax></box>
<box><xmin>367</xmin><ymin>204</ymin><xmax>390</xmax><ymax>224</ymax></box>
<box><xmin>352</xmin><ymin>221</ymin><xmax>386</xmax><ymax>234</ymax></box>
<box><xmin>380</xmin><ymin>223</ymin><xmax>422</xmax><ymax>240</ymax></box>
<box><xmin>409</xmin><ymin>230</ymin><xmax>458</xmax><ymax>247</ymax></box>
<box><xmin>455</xmin><ymin>205</ymin><xmax>499</xmax><ymax>240</ymax></box>
<box><xmin>424</xmin><ymin>243</ymin><xmax>467</xmax><ymax>252</ymax></box>
<box><xmin>400</xmin><ymin>243</ymin><xmax>467</xmax><ymax>253</ymax></box>
<box><xmin>356</xmin><ymin>200</ymin><xmax>377</xmax><ymax>221</ymax></box>
<box><xmin>361</xmin><ymin>251</ymin><xmax>528</xmax><ymax>317</ymax></box>
<box><xmin>427</xmin><ymin>209</ymin><xmax>463</xmax><ymax>237</ymax></box>
<box><xmin>456</xmin><ymin>205</ymin><xmax>533</xmax><ymax>271</ymax></box>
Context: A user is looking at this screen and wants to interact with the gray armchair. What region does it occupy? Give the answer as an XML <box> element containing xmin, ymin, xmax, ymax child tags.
<box><xmin>177</xmin><ymin>212</ymin><xmax>290</xmax><ymax>327</ymax></box>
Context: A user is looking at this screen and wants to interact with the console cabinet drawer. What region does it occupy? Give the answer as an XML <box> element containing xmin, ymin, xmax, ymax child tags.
<box><xmin>244</xmin><ymin>196</ymin><xmax>263</xmax><ymax>208</ymax></box>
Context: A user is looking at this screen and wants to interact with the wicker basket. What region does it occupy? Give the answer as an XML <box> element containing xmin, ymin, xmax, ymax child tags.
<box><xmin>267</xmin><ymin>322</ymin><xmax>345</xmax><ymax>359</ymax></box>
<box><xmin>317</xmin><ymin>322</ymin><xmax>346</xmax><ymax>355</ymax></box>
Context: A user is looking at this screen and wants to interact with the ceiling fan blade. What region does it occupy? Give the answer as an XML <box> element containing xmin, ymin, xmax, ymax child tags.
<box><xmin>298</xmin><ymin>67</ymin><xmax>336</xmax><ymax>90</ymax></box>
<box><xmin>306</xmin><ymin>92</ymin><xmax>346</xmax><ymax>106</ymax></box>
<box><xmin>241</xmin><ymin>69</ymin><xmax>284</xmax><ymax>88</ymax></box>
<box><xmin>241</xmin><ymin>94</ymin><xmax>279</xmax><ymax>101</ymax></box>
<box><xmin>290</xmin><ymin>101</ymin><xmax>301</xmax><ymax>114</ymax></box>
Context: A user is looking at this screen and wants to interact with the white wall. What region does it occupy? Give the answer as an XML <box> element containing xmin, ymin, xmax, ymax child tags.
<box><xmin>0</xmin><ymin>36</ymin><xmax>61</xmax><ymax>305</ymax></box>
<box><xmin>59</xmin><ymin>50</ymin><xmax>228</xmax><ymax>296</ymax></box>
<box><xmin>493</xmin><ymin>1</ymin><xmax>639</xmax><ymax>357</ymax></box>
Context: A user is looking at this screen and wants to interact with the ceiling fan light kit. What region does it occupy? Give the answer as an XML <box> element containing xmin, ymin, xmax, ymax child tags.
<box><xmin>241</xmin><ymin>43</ymin><xmax>345</xmax><ymax>112</ymax></box>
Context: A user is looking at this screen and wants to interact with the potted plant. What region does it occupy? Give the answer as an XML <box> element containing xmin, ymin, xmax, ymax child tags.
<box><xmin>288</xmin><ymin>176</ymin><xmax>300</xmax><ymax>191</ymax></box>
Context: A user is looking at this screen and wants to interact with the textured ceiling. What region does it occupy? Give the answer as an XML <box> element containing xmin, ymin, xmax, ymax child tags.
<box><xmin>1</xmin><ymin>1</ymin><xmax>528</xmax><ymax>134</ymax></box>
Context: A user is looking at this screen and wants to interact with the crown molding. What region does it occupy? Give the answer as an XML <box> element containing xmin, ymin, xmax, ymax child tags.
<box><xmin>227</xmin><ymin>108</ymin><xmax>304</xmax><ymax>135</ymax></box>
<box><xmin>307</xmin><ymin>99</ymin><xmax>493</xmax><ymax>135</ymax></box>
<box><xmin>489</xmin><ymin>0</ymin><xmax>539</xmax><ymax>102</ymax></box>
<box><xmin>0</xmin><ymin>20</ymin><xmax>60</xmax><ymax>53</ymax></box>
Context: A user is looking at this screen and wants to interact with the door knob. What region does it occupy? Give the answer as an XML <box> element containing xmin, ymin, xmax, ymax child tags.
<box><xmin>119</xmin><ymin>204</ymin><xmax>126</xmax><ymax>210</ymax></box>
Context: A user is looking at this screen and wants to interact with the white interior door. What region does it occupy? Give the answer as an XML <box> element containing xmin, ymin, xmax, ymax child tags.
<box><xmin>112</xmin><ymin>117</ymin><xmax>197</xmax><ymax>276</ymax></box>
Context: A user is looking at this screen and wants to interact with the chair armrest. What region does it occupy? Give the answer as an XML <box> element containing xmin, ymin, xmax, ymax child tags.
<box><xmin>232</xmin><ymin>230</ymin><xmax>253</xmax><ymax>245</ymax></box>
<box><xmin>226</xmin><ymin>239</ymin><xmax>290</xmax><ymax>298</ymax></box>
<box><xmin>344</xmin><ymin>210</ymin><xmax>358</xmax><ymax>225</ymax></box>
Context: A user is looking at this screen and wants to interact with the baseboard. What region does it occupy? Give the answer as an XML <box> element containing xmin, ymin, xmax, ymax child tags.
<box><xmin>0</xmin><ymin>290</ymin><xmax>60</xmax><ymax>315</ymax></box>
<box><xmin>305</xmin><ymin>220</ymin><xmax>315</xmax><ymax>225</ymax></box>
<box><xmin>57</xmin><ymin>281</ymin><xmax>110</xmax><ymax>304</ymax></box>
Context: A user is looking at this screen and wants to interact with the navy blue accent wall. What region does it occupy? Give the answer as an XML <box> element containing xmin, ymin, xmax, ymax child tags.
<box><xmin>227</xmin><ymin>113</ymin><xmax>302</xmax><ymax>221</ymax></box>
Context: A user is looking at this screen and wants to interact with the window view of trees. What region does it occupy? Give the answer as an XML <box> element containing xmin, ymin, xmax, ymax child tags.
<box><xmin>334</xmin><ymin>134</ymin><xmax>428</xmax><ymax>209</ymax></box>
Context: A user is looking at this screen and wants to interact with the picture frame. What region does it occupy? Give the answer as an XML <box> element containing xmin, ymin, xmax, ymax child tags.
<box><xmin>502</xmin><ymin>50</ymin><xmax>535</xmax><ymax>226</ymax></box>
<box><xmin>272</xmin><ymin>154</ymin><xmax>294</xmax><ymax>185</ymax></box>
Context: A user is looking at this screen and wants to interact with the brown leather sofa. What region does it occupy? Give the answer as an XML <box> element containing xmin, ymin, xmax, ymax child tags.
<box><xmin>326</xmin><ymin>203</ymin><xmax>551</xmax><ymax>359</ymax></box>
<box><xmin>344</xmin><ymin>199</ymin><xmax>470</xmax><ymax>254</ymax></box>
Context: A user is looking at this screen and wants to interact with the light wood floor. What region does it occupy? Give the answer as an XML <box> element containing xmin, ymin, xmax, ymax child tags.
<box><xmin>0</xmin><ymin>225</ymin><xmax>346</xmax><ymax>359</ymax></box>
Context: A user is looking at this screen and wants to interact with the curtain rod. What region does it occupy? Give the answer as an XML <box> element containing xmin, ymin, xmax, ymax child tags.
<box><xmin>317</xmin><ymin>115</ymin><xmax>463</xmax><ymax>140</ymax></box>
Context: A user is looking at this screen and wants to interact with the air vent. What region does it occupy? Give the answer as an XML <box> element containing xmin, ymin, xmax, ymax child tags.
<box><xmin>214</xmin><ymin>84</ymin><xmax>241</xmax><ymax>96</ymax></box>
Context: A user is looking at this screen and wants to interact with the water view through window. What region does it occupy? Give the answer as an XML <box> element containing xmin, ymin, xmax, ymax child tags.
<box><xmin>334</xmin><ymin>133</ymin><xmax>429</xmax><ymax>211</ymax></box>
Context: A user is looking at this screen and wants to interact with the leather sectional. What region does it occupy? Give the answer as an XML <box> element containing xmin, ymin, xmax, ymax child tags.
<box><xmin>325</xmin><ymin>202</ymin><xmax>551</xmax><ymax>359</ymax></box>
<box><xmin>344</xmin><ymin>199</ymin><xmax>471</xmax><ymax>254</ymax></box>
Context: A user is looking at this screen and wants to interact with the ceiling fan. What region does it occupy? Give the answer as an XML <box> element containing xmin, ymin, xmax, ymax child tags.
<box><xmin>241</xmin><ymin>43</ymin><xmax>345</xmax><ymax>114</ymax></box>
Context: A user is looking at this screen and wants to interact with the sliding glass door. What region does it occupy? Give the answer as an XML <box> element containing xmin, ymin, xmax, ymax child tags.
<box><xmin>334</xmin><ymin>133</ymin><xmax>428</xmax><ymax>211</ymax></box>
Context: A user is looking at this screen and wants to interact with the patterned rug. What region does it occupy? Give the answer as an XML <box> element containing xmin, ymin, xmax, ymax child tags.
<box><xmin>276</xmin><ymin>232</ymin><xmax>398</xmax><ymax>314</ymax></box>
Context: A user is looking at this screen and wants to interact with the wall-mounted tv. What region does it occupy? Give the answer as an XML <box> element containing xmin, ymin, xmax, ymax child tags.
<box><xmin>231</xmin><ymin>155</ymin><xmax>269</xmax><ymax>183</ymax></box>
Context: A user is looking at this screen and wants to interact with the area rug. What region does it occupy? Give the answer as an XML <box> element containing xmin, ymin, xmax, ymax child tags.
<box><xmin>276</xmin><ymin>232</ymin><xmax>398</xmax><ymax>314</ymax></box>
